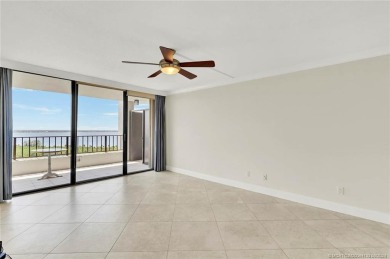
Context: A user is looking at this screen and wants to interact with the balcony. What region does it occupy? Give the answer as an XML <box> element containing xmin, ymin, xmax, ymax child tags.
<box><xmin>12</xmin><ymin>134</ymin><xmax>150</xmax><ymax>193</ymax></box>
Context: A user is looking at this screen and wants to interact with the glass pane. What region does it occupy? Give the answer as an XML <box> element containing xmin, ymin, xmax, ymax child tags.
<box><xmin>76</xmin><ymin>85</ymin><xmax>123</xmax><ymax>182</ymax></box>
<box><xmin>12</xmin><ymin>71</ymin><xmax>71</xmax><ymax>193</ymax></box>
<box><xmin>127</xmin><ymin>96</ymin><xmax>153</xmax><ymax>173</ymax></box>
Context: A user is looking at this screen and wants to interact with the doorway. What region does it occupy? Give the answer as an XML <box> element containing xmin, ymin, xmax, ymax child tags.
<box><xmin>127</xmin><ymin>95</ymin><xmax>153</xmax><ymax>173</ymax></box>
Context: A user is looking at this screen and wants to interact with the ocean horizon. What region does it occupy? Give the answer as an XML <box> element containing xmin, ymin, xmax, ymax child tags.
<box><xmin>14</xmin><ymin>130</ymin><xmax>120</xmax><ymax>137</ymax></box>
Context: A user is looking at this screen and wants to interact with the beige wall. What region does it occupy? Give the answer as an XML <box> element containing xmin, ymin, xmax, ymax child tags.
<box><xmin>166</xmin><ymin>55</ymin><xmax>389</xmax><ymax>218</ymax></box>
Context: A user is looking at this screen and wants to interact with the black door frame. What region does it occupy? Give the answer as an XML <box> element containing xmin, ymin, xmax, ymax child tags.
<box><xmin>10</xmin><ymin>69</ymin><xmax>152</xmax><ymax>196</ymax></box>
<box><xmin>70</xmin><ymin>80</ymin><xmax>78</xmax><ymax>185</ymax></box>
<box><xmin>123</xmin><ymin>91</ymin><xmax>128</xmax><ymax>175</ymax></box>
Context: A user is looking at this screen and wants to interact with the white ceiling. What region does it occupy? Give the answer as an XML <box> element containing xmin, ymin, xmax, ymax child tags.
<box><xmin>1</xmin><ymin>1</ymin><xmax>389</xmax><ymax>94</ymax></box>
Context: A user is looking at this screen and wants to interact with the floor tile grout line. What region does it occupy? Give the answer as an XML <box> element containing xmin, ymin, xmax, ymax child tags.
<box><xmin>76</xmin><ymin>203</ymin><xmax>105</xmax><ymax>224</ymax></box>
<box><xmin>1</xmin><ymin>221</ymin><xmax>37</xmax><ymax>245</ymax></box>
<box><xmin>280</xmin><ymin>202</ymin><xmax>344</xmax><ymax>221</ymax></box>
<box><xmin>166</xmin><ymin>187</ymin><xmax>177</xmax><ymax>258</ymax></box>
<box><xmin>44</xmin><ymin>221</ymin><xmax>83</xmax><ymax>255</ymax></box>
<box><xmin>343</xmin><ymin>219</ymin><xmax>389</xmax><ymax>246</ymax></box>
<box><xmin>2</xmin><ymin>192</ymin><xmax>91</xmax><ymax>246</ymax></box>
<box><xmin>103</xmin><ymin>210</ymin><xmax>140</xmax><ymax>258</ymax></box>
<box><xmin>45</xmin><ymin>188</ymin><xmax>118</xmax><ymax>255</ymax></box>
<box><xmin>205</xmin><ymin>184</ymin><xmax>228</xmax><ymax>258</ymax></box>
<box><xmin>242</xmin><ymin>202</ymin><xmax>285</xmax><ymax>253</ymax></box>
<box><xmin>105</xmin><ymin>173</ymin><xmax>150</xmax><ymax>258</ymax></box>
<box><xmin>299</xmin><ymin>219</ymin><xmax>340</xmax><ymax>250</ymax></box>
<box><xmin>37</xmin><ymin>202</ymin><xmax>76</xmax><ymax>223</ymax></box>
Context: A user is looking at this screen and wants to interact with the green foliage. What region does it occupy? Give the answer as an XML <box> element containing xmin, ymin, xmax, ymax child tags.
<box><xmin>13</xmin><ymin>145</ymin><xmax>119</xmax><ymax>159</ymax></box>
<box><xmin>23</xmin><ymin>139</ymin><xmax>42</xmax><ymax>147</ymax></box>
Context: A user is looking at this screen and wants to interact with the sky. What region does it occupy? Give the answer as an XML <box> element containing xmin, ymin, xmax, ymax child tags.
<box><xmin>13</xmin><ymin>88</ymin><xmax>120</xmax><ymax>131</ymax></box>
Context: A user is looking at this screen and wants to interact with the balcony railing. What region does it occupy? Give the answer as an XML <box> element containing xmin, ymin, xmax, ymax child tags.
<box><xmin>13</xmin><ymin>135</ymin><xmax>123</xmax><ymax>159</ymax></box>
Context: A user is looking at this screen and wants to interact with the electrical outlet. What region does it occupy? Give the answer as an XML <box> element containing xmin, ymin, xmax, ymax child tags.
<box><xmin>337</xmin><ymin>187</ymin><xmax>345</xmax><ymax>195</ymax></box>
<box><xmin>247</xmin><ymin>171</ymin><xmax>251</xmax><ymax>177</ymax></box>
<box><xmin>263</xmin><ymin>174</ymin><xmax>268</xmax><ymax>181</ymax></box>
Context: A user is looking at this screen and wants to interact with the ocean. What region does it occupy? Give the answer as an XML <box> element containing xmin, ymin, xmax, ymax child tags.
<box><xmin>13</xmin><ymin>130</ymin><xmax>120</xmax><ymax>137</ymax></box>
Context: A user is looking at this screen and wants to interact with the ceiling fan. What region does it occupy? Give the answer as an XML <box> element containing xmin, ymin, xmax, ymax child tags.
<box><xmin>122</xmin><ymin>46</ymin><xmax>215</xmax><ymax>80</ymax></box>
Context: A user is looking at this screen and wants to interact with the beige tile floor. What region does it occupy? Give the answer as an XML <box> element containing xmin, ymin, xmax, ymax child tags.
<box><xmin>0</xmin><ymin>171</ymin><xmax>389</xmax><ymax>259</ymax></box>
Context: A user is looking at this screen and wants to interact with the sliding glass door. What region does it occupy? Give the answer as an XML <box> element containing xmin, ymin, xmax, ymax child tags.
<box><xmin>12</xmin><ymin>72</ymin><xmax>71</xmax><ymax>193</ymax></box>
<box><xmin>76</xmin><ymin>84</ymin><xmax>124</xmax><ymax>182</ymax></box>
<box><xmin>11</xmin><ymin>72</ymin><xmax>154</xmax><ymax>194</ymax></box>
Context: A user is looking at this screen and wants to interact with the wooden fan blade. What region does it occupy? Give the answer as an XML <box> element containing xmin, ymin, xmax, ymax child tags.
<box><xmin>148</xmin><ymin>70</ymin><xmax>162</xmax><ymax>78</ymax></box>
<box><xmin>160</xmin><ymin>46</ymin><xmax>175</xmax><ymax>62</ymax></box>
<box><xmin>178</xmin><ymin>69</ymin><xmax>197</xmax><ymax>80</ymax></box>
<box><xmin>122</xmin><ymin>61</ymin><xmax>159</xmax><ymax>65</ymax></box>
<box><xmin>180</xmin><ymin>60</ymin><xmax>215</xmax><ymax>67</ymax></box>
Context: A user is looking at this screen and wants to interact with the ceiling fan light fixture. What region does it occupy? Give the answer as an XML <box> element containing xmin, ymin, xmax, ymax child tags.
<box><xmin>161</xmin><ymin>66</ymin><xmax>180</xmax><ymax>75</ymax></box>
<box><xmin>160</xmin><ymin>59</ymin><xmax>180</xmax><ymax>75</ymax></box>
<box><xmin>122</xmin><ymin>47</ymin><xmax>215</xmax><ymax>79</ymax></box>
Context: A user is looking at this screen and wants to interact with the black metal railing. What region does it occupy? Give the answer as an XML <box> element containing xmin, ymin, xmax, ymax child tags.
<box><xmin>13</xmin><ymin>135</ymin><xmax>123</xmax><ymax>159</ymax></box>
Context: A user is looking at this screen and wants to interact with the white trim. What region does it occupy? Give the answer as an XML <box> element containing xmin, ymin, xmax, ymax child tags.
<box><xmin>167</xmin><ymin>165</ymin><xmax>390</xmax><ymax>225</ymax></box>
<box><xmin>168</xmin><ymin>48</ymin><xmax>390</xmax><ymax>95</ymax></box>
<box><xmin>3</xmin><ymin>49</ymin><xmax>388</xmax><ymax>96</ymax></box>
<box><xmin>0</xmin><ymin>59</ymin><xmax>168</xmax><ymax>96</ymax></box>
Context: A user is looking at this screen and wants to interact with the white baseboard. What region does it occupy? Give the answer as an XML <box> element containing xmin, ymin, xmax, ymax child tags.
<box><xmin>167</xmin><ymin>165</ymin><xmax>390</xmax><ymax>225</ymax></box>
